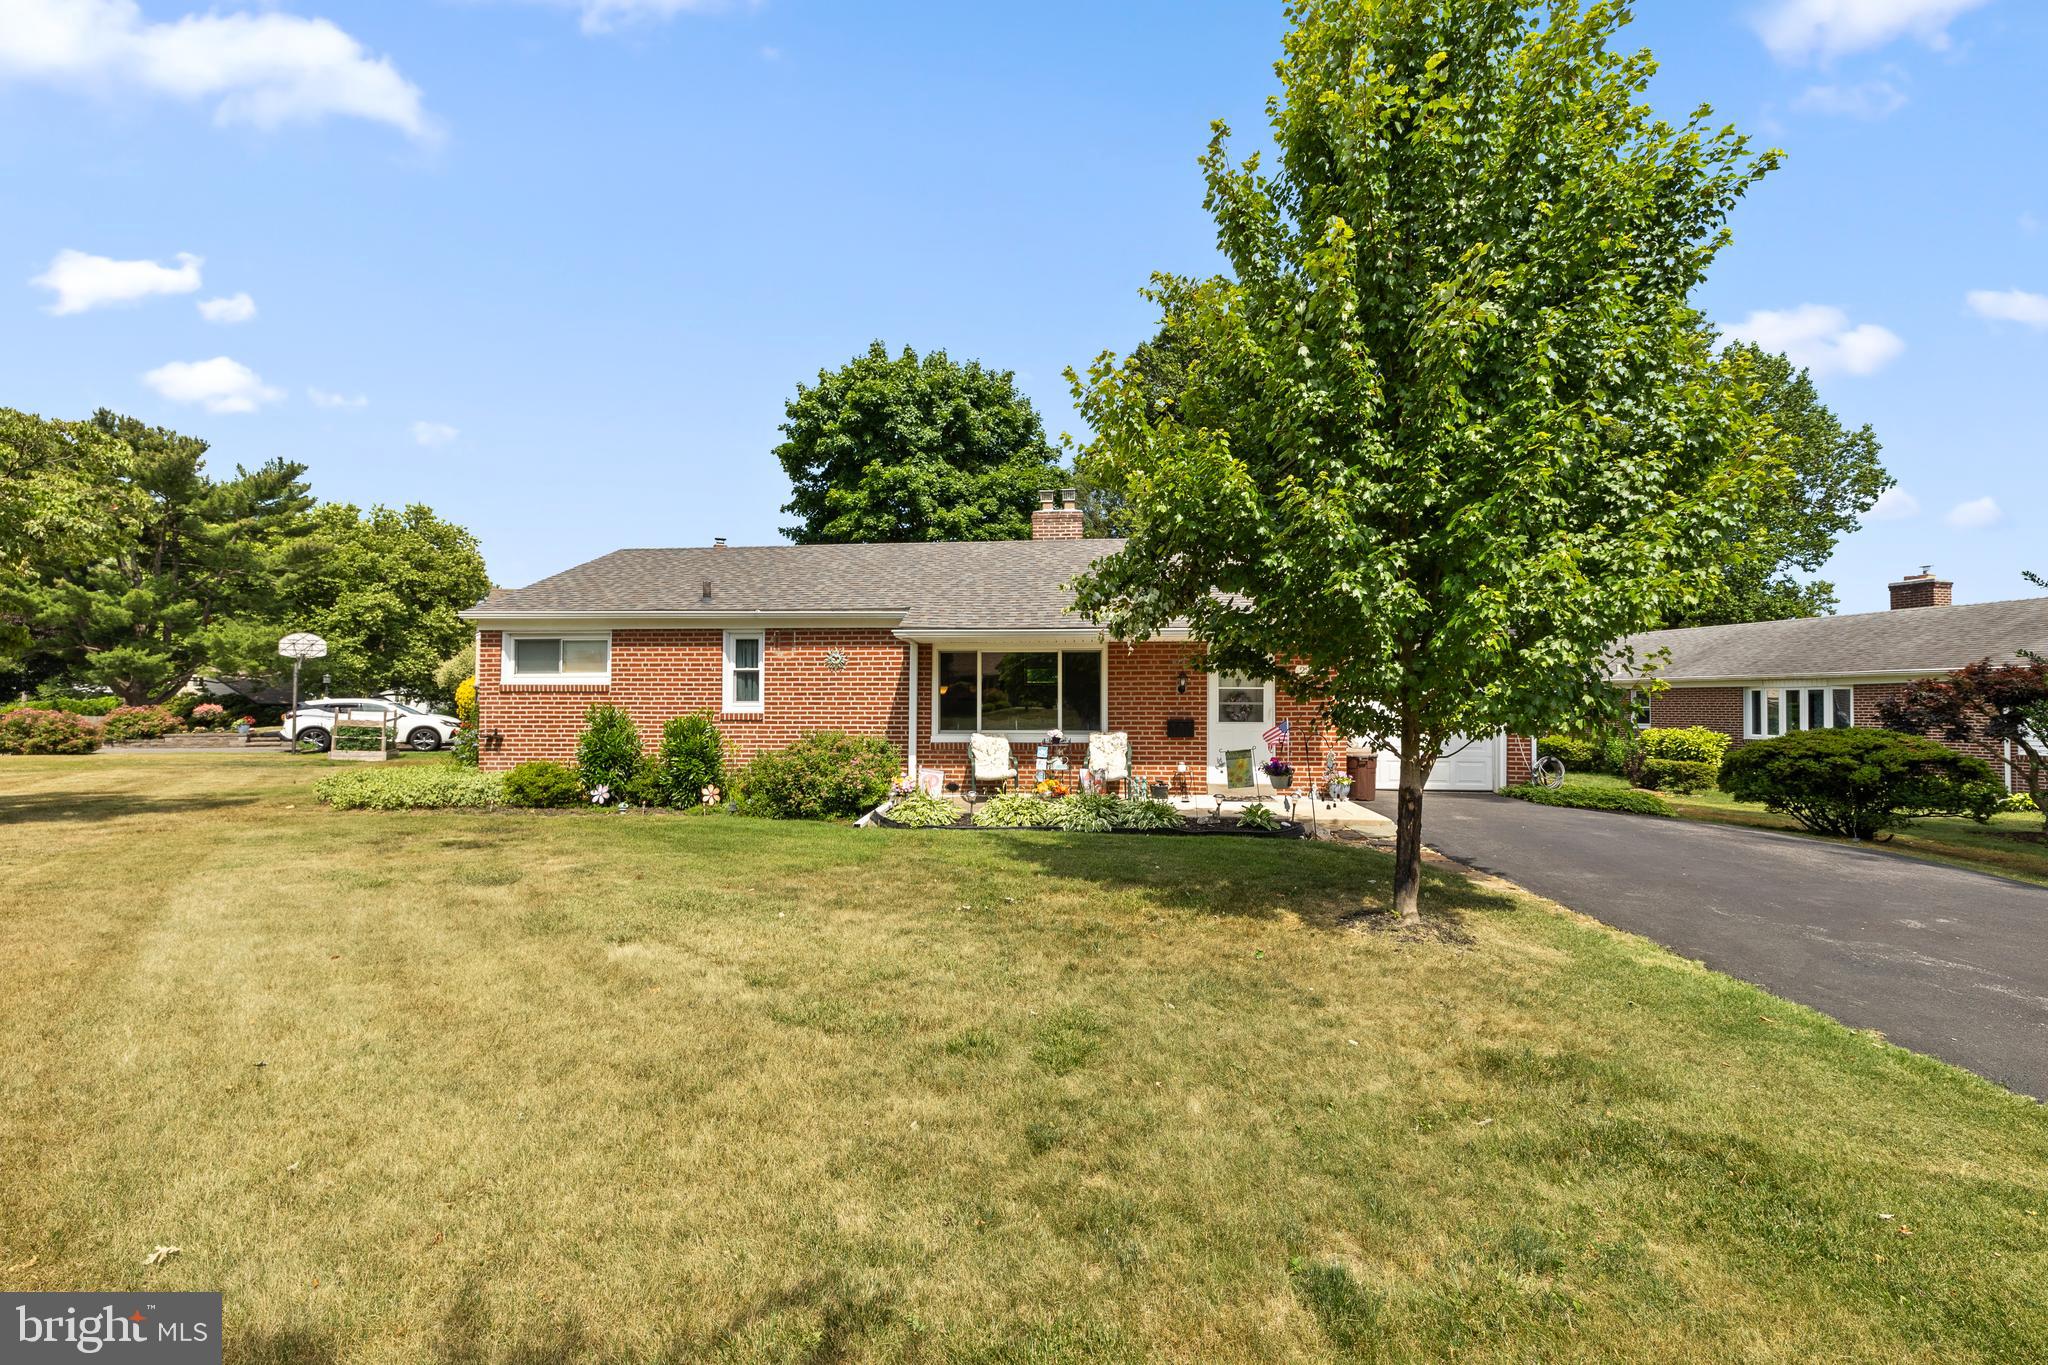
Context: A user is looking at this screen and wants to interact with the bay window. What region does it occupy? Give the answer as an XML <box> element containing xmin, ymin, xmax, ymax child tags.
<box><xmin>934</xmin><ymin>649</ymin><xmax>1105</xmax><ymax>735</ymax></box>
<box><xmin>1746</xmin><ymin>684</ymin><xmax>1853</xmax><ymax>738</ymax></box>
<box><xmin>503</xmin><ymin>633</ymin><xmax>610</xmax><ymax>683</ymax></box>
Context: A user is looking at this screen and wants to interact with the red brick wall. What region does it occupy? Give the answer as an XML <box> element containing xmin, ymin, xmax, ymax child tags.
<box><xmin>475</xmin><ymin>628</ymin><xmax>909</xmax><ymax>772</ymax></box>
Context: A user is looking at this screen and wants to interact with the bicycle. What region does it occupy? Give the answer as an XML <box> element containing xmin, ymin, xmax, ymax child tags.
<box><xmin>1530</xmin><ymin>753</ymin><xmax>1567</xmax><ymax>790</ymax></box>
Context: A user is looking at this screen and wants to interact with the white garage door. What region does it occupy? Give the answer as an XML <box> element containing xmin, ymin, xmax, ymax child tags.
<box><xmin>1373</xmin><ymin>733</ymin><xmax>1503</xmax><ymax>792</ymax></box>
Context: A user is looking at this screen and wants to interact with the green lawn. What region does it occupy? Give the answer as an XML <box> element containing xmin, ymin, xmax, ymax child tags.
<box><xmin>4</xmin><ymin>755</ymin><xmax>2047</xmax><ymax>1362</ymax></box>
<box><xmin>1556</xmin><ymin>772</ymin><xmax>2048</xmax><ymax>888</ymax></box>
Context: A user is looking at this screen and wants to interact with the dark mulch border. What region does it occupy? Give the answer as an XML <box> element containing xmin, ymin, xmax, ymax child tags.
<box><xmin>869</xmin><ymin>809</ymin><xmax>1308</xmax><ymax>838</ymax></box>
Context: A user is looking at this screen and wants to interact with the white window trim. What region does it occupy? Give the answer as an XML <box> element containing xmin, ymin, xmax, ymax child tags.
<box><xmin>931</xmin><ymin>646</ymin><xmax>1108</xmax><ymax>741</ymax></box>
<box><xmin>500</xmin><ymin>631</ymin><xmax>612</xmax><ymax>685</ymax></box>
<box><xmin>1212</xmin><ymin>673</ymin><xmax>1273</xmax><ymax>728</ymax></box>
<box><xmin>723</xmin><ymin>630</ymin><xmax>765</xmax><ymax>714</ymax></box>
<box><xmin>1745</xmin><ymin>682</ymin><xmax>1854</xmax><ymax>739</ymax></box>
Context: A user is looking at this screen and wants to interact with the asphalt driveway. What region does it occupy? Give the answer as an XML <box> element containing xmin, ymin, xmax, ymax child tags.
<box><xmin>1374</xmin><ymin>792</ymin><xmax>2048</xmax><ymax>1099</ymax></box>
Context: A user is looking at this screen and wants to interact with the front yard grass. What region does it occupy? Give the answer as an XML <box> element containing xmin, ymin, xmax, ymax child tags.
<box><xmin>3</xmin><ymin>755</ymin><xmax>2046</xmax><ymax>1362</ymax></box>
<box><xmin>1558</xmin><ymin>772</ymin><xmax>2048</xmax><ymax>889</ymax></box>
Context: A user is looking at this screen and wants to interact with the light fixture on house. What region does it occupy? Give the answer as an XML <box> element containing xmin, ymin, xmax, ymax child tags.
<box><xmin>1176</xmin><ymin>671</ymin><xmax>1188</xmax><ymax>694</ymax></box>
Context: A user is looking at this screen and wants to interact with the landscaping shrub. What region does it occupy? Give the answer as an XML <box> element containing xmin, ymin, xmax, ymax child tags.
<box><xmin>738</xmin><ymin>731</ymin><xmax>897</xmax><ymax>819</ymax></box>
<box><xmin>100</xmin><ymin>706</ymin><xmax>184</xmax><ymax>742</ymax></box>
<box><xmin>1594</xmin><ymin>730</ymin><xmax>1642</xmax><ymax>778</ymax></box>
<box><xmin>503</xmin><ymin>760</ymin><xmax>586</xmax><ymax>808</ymax></box>
<box><xmin>647</xmin><ymin>712</ymin><xmax>725</xmax><ymax>807</ymax></box>
<box><xmin>187</xmin><ymin>702</ymin><xmax>229</xmax><ymax>729</ymax></box>
<box><xmin>3</xmin><ymin>695</ymin><xmax>122</xmax><ymax>718</ymax></box>
<box><xmin>452</xmin><ymin>677</ymin><xmax>480</xmax><ymax>768</ymax></box>
<box><xmin>1717</xmin><ymin>728</ymin><xmax>1999</xmax><ymax>840</ymax></box>
<box><xmin>1997</xmin><ymin>791</ymin><xmax>2040</xmax><ymax>816</ymax></box>
<box><xmin>1536</xmin><ymin>734</ymin><xmax>1597</xmax><ymax>768</ymax></box>
<box><xmin>1045</xmin><ymin>792</ymin><xmax>1122</xmax><ymax>832</ymax></box>
<box><xmin>1638</xmin><ymin>725</ymin><xmax>1733</xmax><ymax>767</ymax></box>
<box><xmin>1501</xmin><ymin>782</ymin><xmax>1671</xmax><ymax>817</ymax></box>
<box><xmin>0</xmin><ymin>708</ymin><xmax>100</xmax><ymax>755</ymax></box>
<box><xmin>971</xmin><ymin>792</ymin><xmax>1056</xmax><ymax>829</ymax></box>
<box><xmin>882</xmin><ymin>790</ymin><xmax>959</xmax><ymax>828</ymax></box>
<box><xmin>314</xmin><ymin>765</ymin><xmax>505</xmax><ymax>810</ymax></box>
<box><xmin>1640</xmin><ymin>757</ymin><xmax>1717</xmax><ymax>795</ymax></box>
<box><xmin>1115</xmin><ymin>798</ymin><xmax>1185</xmax><ymax>831</ymax></box>
<box><xmin>1236</xmin><ymin>803</ymin><xmax>1285</xmax><ymax>831</ymax></box>
<box><xmin>576</xmin><ymin>704</ymin><xmax>643</xmax><ymax>795</ymax></box>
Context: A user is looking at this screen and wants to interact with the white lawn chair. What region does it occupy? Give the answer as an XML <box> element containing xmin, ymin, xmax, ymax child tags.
<box><xmin>1086</xmin><ymin>731</ymin><xmax>1132</xmax><ymax>795</ymax></box>
<box><xmin>968</xmin><ymin>733</ymin><xmax>1018</xmax><ymax>795</ymax></box>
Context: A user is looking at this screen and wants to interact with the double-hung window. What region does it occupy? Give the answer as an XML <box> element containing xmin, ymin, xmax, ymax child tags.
<box><xmin>503</xmin><ymin>633</ymin><xmax>610</xmax><ymax>683</ymax></box>
<box><xmin>1745</xmin><ymin>683</ymin><xmax>1853</xmax><ymax>738</ymax></box>
<box><xmin>724</xmin><ymin>632</ymin><xmax>764</xmax><ymax>713</ymax></box>
<box><xmin>934</xmin><ymin>648</ymin><xmax>1104</xmax><ymax>735</ymax></box>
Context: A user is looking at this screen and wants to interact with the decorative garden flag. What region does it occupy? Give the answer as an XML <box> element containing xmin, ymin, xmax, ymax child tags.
<box><xmin>1262</xmin><ymin>718</ymin><xmax>1290</xmax><ymax>751</ymax></box>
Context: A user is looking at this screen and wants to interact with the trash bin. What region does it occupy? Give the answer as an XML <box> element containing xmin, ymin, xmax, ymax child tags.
<box><xmin>1346</xmin><ymin>752</ymin><xmax>1378</xmax><ymax>802</ymax></box>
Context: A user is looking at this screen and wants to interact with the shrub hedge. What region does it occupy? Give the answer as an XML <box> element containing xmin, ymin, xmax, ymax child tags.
<box><xmin>1639</xmin><ymin>726</ymin><xmax>1733</xmax><ymax>766</ymax></box>
<box><xmin>1640</xmin><ymin>757</ymin><xmax>1717</xmax><ymax>795</ymax></box>
<box><xmin>1717</xmin><ymin>728</ymin><xmax>1999</xmax><ymax>840</ymax></box>
<box><xmin>1501</xmin><ymin>782</ymin><xmax>1671</xmax><ymax>817</ymax></box>
<box><xmin>0</xmin><ymin>708</ymin><xmax>101</xmax><ymax>755</ymax></box>
<box><xmin>101</xmin><ymin>706</ymin><xmax>185</xmax><ymax>742</ymax></box>
<box><xmin>314</xmin><ymin>766</ymin><xmax>505</xmax><ymax>810</ymax></box>
<box><xmin>1</xmin><ymin>695</ymin><xmax>121</xmax><ymax>718</ymax></box>
<box><xmin>738</xmin><ymin>731</ymin><xmax>897</xmax><ymax>819</ymax></box>
<box><xmin>1536</xmin><ymin>734</ymin><xmax>1597</xmax><ymax>767</ymax></box>
<box><xmin>503</xmin><ymin>760</ymin><xmax>586</xmax><ymax>808</ymax></box>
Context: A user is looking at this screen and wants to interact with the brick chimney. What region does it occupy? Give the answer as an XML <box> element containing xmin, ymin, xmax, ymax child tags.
<box><xmin>1888</xmin><ymin>567</ymin><xmax>1953</xmax><ymax>610</ymax></box>
<box><xmin>1030</xmin><ymin>487</ymin><xmax>1084</xmax><ymax>540</ymax></box>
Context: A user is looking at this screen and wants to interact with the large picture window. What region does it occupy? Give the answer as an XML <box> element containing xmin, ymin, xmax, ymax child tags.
<box><xmin>1746</xmin><ymin>684</ymin><xmax>1853</xmax><ymax>738</ymax></box>
<box><xmin>503</xmin><ymin>633</ymin><xmax>610</xmax><ymax>682</ymax></box>
<box><xmin>934</xmin><ymin>649</ymin><xmax>1105</xmax><ymax>735</ymax></box>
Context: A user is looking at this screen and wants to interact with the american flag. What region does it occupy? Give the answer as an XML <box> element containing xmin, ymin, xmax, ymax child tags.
<box><xmin>1262</xmin><ymin>718</ymin><xmax>1290</xmax><ymax>751</ymax></box>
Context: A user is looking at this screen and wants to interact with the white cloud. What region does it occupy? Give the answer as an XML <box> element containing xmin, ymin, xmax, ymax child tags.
<box><xmin>509</xmin><ymin>0</ymin><xmax>733</xmax><ymax>36</ymax></box>
<box><xmin>1792</xmin><ymin>79</ymin><xmax>1907</xmax><ymax>118</ymax></box>
<box><xmin>31</xmin><ymin>247</ymin><xmax>201</xmax><ymax>314</ymax></box>
<box><xmin>1754</xmin><ymin>0</ymin><xmax>1993</xmax><ymax>64</ymax></box>
<box><xmin>308</xmin><ymin>388</ymin><xmax>367</xmax><ymax>409</ymax></box>
<box><xmin>1945</xmin><ymin>497</ymin><xmax>2002</xmax><ymax>530</ymax></box>
<box><xmin>1867</xmin><ymin>487</ymin><xmax>1920</xmax><ymax>521</ymax></box>
<box><xmin>0</xmin><ymin>0</ymin><xmax>432</xmax><ymax>140</ymax></box>
<box><xmin>411</xmin><ymin>420</ymin><xmax>459</xmax><ymax>446</ymax></box>
<box><xmin>142</xmin><ymin>356</ymin><xmax>283</xmax><ymax>414</ymax></box>
<box><xmin>1722</xmin><ymin>304</ymin><xmax>1905</xmax><ymax>378</ymax></box>
<box><xmin>1966</xmin><ymin>288</ymin><xmax>2048</xmax><ymax>328</ymax></box>
<box><xmin>197</xmin><ymin>291</ymin><xmax>256</xmax><ymax>324</ymax></box>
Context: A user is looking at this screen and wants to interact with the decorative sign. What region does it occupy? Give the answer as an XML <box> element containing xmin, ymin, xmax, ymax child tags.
<box><xmin>278</xmin><ymin>632</ymin><xmax>328</xmax><ymax>660</ymax></box>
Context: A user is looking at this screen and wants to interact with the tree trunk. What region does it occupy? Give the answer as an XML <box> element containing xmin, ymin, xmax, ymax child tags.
<box><xmin>1392</xmin><ymin>711</ymin><xmax>1427</xmax><ymax>926</ymax></box>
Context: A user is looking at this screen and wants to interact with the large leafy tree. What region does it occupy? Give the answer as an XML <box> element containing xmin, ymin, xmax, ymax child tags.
<box><xmin>2</xmin><ymin>411</ymin><xmax>314</xmax><ymax>704</ymax></box>
<box><xmin>1073</xmin><ymin>328</ymin><xmax>1198</xmax><ymax>537</ymax></box>
<box><xmin>279</xmin><ymin>503</ymin><xmax>491</xmax><ymax>703</ymax></box>
<box><xmin>0</xmin><ymin>409</ymin><xmax>141</xmax><ymax>658</ymax></box>
<box><xmin>1658</xmin><ymin>342</ymin><xmax>1891</xmax><ymax>626</ymax></box>
<box><xmin>1069</xmin><ymin>0</ymin><xmax>1781</xmax><ymax>921</ymax></box>
<box><xmin>776</xmin><ymin>341</ymin><xmax>1064</xmax><ymax>543</ymax></box>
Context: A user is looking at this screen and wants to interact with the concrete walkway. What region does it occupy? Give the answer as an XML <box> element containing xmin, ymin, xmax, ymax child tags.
<box><xmin>1373</xmin><ymin>792</ymin><xmax>2048</xmax><ymax>1098</ymax></box>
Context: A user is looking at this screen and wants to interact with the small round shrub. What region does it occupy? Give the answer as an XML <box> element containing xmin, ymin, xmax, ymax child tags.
<box><xmin>1718</xmin><ymin>728</ymin><xmax>1999</xmax><ymax>841</ymax></box>
<box><xmin>503</xmin><ymin>760</ymin><xmax>586</xmax><ymax>808</ymax></box>
<box><xmin>648</xmin><ymin>712</ymin><xmax>726</xmax><ymax>807</ymax></box>
<box><xmin>970</xmin><ymin>792</ymin><xmax>1056</xmax><ymax>829</ymax></box>
<box><xmin>1996</xmin><ymin>790</ymin><xmax>2039</xmax><ymax>815</ymax></box>
<box><xmin>1236</xmin><ymin>804</ymin><xmax>1284</xmax><ymax>831</ymax></box>
<box><xmin>1045</xmin><ymin>793</ymin><xmax>1122</xmax><ymax>832</ymax></box>
<box><xmin>101</xmin><ymin>706</ymin><xmax>185</xmax><ymax>742</ymax></box>
<box><xmin>0</xmin><ymin>708</ymin><xmax>101</xmax><ymax>755</ymax></box>
<box><xmin>576</xmin><ymin>704</ymin><xmax>643</xmax><ymax>795</ymax></box>
<box><xmin>1638</xmin><ymin>725</ymin><xmax>1733</xmax><ymax>767</ymax></box>
<box><xmin>738</xmin><ymin>731</ymin><xmax>897</xmax><ymax>819</ymax></box>
<box><xmin>882</xmin><ymin>790</ymin><xmax>959</xmax><ymax>828</ymax></box>
<box><xmin>1639</xmin><ymin>757</ymin><xmax>1717</xmax><ymax>795</ymax></box>
<box><xmin>1536</xmin><ymin>735</ymin><xmax>1597</xmax><ymax>768</ymax></box>
<box><xmin>1113</xmin><ymin>798</ymin><xmax>1184</xmax><ymax>831</ymax></box>
<box><xmin>188</xmin><ymin>702</ymin><xmax>229</xmax><ymax>729</ymax></box>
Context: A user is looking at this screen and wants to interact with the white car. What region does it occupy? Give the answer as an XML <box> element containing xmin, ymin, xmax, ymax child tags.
<box><xmin>280</xmin><ymin>697</ymin><xmax>462</xmax><ymax>752</ymax></box>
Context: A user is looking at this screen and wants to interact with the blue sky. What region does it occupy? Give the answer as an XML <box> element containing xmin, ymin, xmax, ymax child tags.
<box><xmin>2</xmin><ymin>0</ymin><xmax>2041</xmax><ymax>612</ymax></box>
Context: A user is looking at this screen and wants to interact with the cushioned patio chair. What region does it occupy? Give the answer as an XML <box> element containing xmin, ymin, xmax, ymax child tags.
<box><xmin>968</xmin><ymin>733</ymin><xmax>1019</xmax><ymax>794</ymax></box>
<box><xmin>1086</xmin><ymin>731</ymin><xmax>1132</xmax><ymax>795</ymax></box>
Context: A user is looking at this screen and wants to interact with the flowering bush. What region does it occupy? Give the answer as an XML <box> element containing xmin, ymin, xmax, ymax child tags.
<box><xmin>189</xmin><ymin>702</ymin><xmax>229</xmax><ymax>729</ymax></box>
<box><xmin>0</xmin><ymin>708</ymin><xmax>101</xmax><ymax>755</ymax></box>
<box><xmin>101</xmin><ymin>706</ymin><xmax>185</xmax><ymax>742</ymax></box>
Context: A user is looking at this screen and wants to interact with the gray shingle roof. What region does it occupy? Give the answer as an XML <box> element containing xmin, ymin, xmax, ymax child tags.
<box><xmin>1622</xmin><ymin>596</ymin><xmax>2048</xmax><ymax>682</ymax></box>
<box><xmin>464</xmin><ymin>539</ymin><xmax>1125</xmax><ymax>632</ymax></box>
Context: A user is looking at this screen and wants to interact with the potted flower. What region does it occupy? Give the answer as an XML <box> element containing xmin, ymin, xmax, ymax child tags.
<box><xmin>1261</xmin><ymin>756</ymin><xmax>1294</xmax><ymax>791</ymax></box>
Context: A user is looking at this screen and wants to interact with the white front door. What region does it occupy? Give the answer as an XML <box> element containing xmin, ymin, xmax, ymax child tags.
<box><xmin>1209</xmin><ymin>673</ymin><xmax>1275</xmax><ymax>791</ymax></box>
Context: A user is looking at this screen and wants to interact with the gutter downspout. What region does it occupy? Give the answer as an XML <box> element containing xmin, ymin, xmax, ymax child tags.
<box><xmin>906</xmin><ymin>640</ymin><xmax>918</xmax><ymax>783</ymax></box>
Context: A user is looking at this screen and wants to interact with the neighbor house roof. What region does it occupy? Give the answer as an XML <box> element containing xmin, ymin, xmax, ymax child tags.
<box><xmin>461</xmin><ymin>539</ymin><xmax>1130</xmax><ymax>634</ymax></box>
<box><xmin>1620</xmin><ymin>596</ymin><xmax>2048</xmax><ymax>683</ymax></box>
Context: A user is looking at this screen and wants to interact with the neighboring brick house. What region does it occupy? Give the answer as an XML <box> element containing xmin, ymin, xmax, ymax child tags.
<box><xmin>461</xmin><ymin>490</ymin><xmax>1354</xmax><ymax>795</ymax></box>
<box><xmin>1616</xmin><ymin>571</ymin><xmax>2048</xmax><ymax>792</ymax></box>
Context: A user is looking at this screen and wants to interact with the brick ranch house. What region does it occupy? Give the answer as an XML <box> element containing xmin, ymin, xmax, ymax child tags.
<box><xmin>1617</xmin><ymin>571</ymin><xmax>2048</xmax><ymax>791</ymax></box>
<box><xmin>460</xmin><ymin>493</ymin><xmax>1506</xmax><ymax>795</ymax></box>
